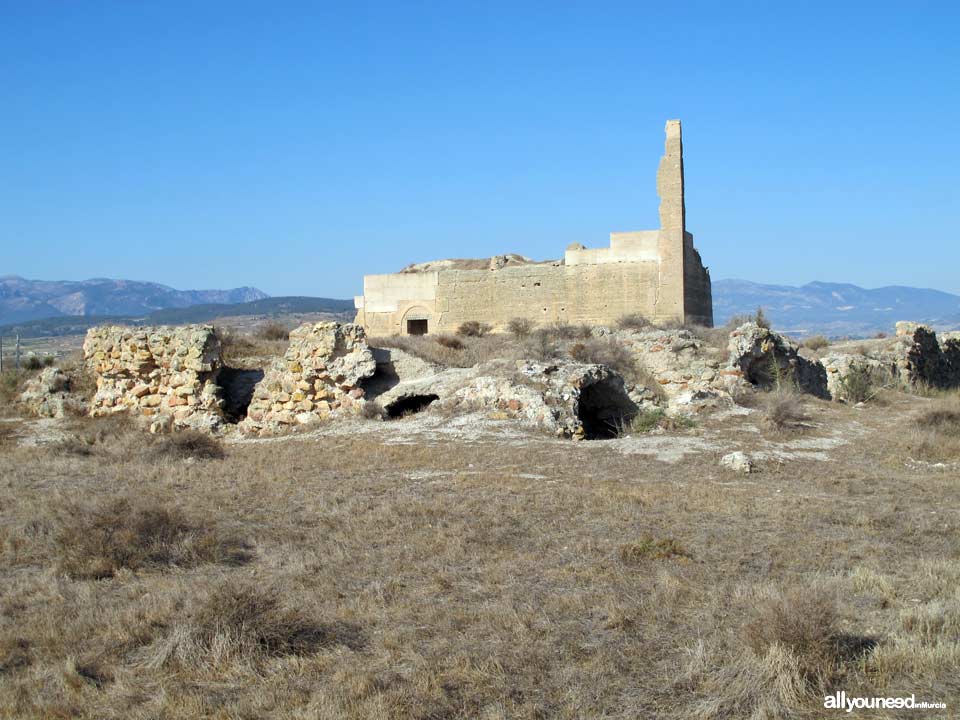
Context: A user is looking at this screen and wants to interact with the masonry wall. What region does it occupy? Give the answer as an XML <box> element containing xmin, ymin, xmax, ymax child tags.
<box><xmin>83</xmin><ymin>325</ymin><xmax>225</xmax><ymax>432</ymax></box>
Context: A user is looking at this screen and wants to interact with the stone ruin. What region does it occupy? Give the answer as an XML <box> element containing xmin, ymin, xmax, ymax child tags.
<box><xmin>237</xmin><ymin>322</ymin><xmax>376</xmax><ymax>434</ymax></box>
<box><xmin>82</xmin><ymin>325</ymin><xmax>225</xmax><ymax>433</ymax></box>
<box><xmin>17</xmin><ymin>317</ymin><xmax>960</xmax><ymax>438</ymax></box>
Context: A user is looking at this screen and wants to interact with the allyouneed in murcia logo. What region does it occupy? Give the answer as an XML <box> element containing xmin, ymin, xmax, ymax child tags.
<box><xmin>824</xmin><ymin>691</ymin><xmax>946</xmax><ymax>712</ymax></box>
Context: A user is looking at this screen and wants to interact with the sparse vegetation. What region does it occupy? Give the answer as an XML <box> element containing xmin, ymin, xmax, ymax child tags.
<box><xmin>141</xmin><ymin>581</ymin><xmax>360</xmax><ymax>669</ymax></box>
<box><xmin>360</xmin><ymin>400</ymin><xmax>384</xmax><ymax>420</ymax></box>
<box><xmin>0</xmin><ymin>340</ymin><xmax>957</xmax><ymax>718</ymax></box>
<box><xmin>507</xmin><ymin>317</ymin><xmax>534</xmax><ymax>339</ymax></box>
<box><xmin>617</xmin><ymin>313</ymin><xmax>651</xmax><ymax>330</ymax></box>
<box><xmin>53</xmin><ymin>496</ymin><xmax>248</xmax><ymax>579</ymax></box>
<box><xmin>146</xmin><ymin>430</ymin><xmax>226</xmax><ymax>461</ymax></box>
<box><xmin>837</xmin><ymin>362</ymin><xmax>884</xmax><ymax>403</ymax></box>
<box><xmin>754</xmin><ymin>306</ymin><xmax>771</xmax><ymax>329</ymax></box>
<box><xmin>255</xmin><ymin>321</ymin><xmax>290</xmax><ymax>341</ymax></box>
<box><xmin>763</xmin><ymin>389</ymin><xmax>808</xmax><ymax>430</ymax></box>
<box><xmin>803</xmin><ymin>334</ymin><xmax>830</xmax><ymax>350</ymax></box>
<box><xmin>619</xmin><ymin>534</ymin><xmax>689</xmax><ymax>563</ymax></box>
<box><xmin>456</xmin><ymin>320</ymin><xmax>492</xmax><ymax>337</ymax></box>
<box><xmin>435</xmin><ymin>334</ymin><xmax>464</xmax><ymax>350</ymax></box>
<box><xmin>568</xmin><ymin>337</ymin><xmax>639</xmax><ymax>382</ymax></box>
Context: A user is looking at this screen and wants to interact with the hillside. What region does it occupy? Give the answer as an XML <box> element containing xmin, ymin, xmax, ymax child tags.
<box><xmin>713</xmin><ymin>279</ymin><xmax>960</xmax><ymax>337</ymax></box>
<box><xmin>0</xmin><ymin>296</ymin><xmax>355</xmax><ymax>338</ymax></box>
<box><xmin>0</xmin><ymin>276</ymin><xmax>268</xmax><ymax>324</ymax></box>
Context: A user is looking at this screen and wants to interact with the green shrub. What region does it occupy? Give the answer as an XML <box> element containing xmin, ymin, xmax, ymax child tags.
<box><xmin>838</xmin><ymin>363</ymin><xmax>883</xmax><ymax>403</ymax></box>
<box><xmin>803</xmin><ymin>335</ymin><xmax>829</xmax><ymax>351</ymax></box>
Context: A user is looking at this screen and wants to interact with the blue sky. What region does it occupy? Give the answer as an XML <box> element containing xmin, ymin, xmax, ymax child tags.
<box><xmin>2</xmin><ymin>1</ymin><xmax>958</xmax><ymax>297</ymax></box>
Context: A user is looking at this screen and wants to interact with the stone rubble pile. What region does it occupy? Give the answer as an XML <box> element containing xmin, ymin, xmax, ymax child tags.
<box><xmin>82</xmin><ymin>325</ymin><xmax>225</xmax><ymax>432</ymax></box>
<box><xmin>238</xmin><ymin>322</ymin><xmax>377</xmax><ymax>435</ymax></box>
<box><xmin>18</xmin><ymin>367</ymin><xmax>88</xmax><ymax>419</ymax></box>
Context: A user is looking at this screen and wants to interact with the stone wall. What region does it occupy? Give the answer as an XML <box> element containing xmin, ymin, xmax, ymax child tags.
<box><xmin>355</xmin><ymin>120</ymin><xmax>712</xmax><ymax>335</ymax></box>
<box><xmin>238</xmin><ymin>322</ymin><xmax>376</xmax><ymax>435</ymax></box>
<box><xmin>83</xmin><ymin>325</ymin><xmax>224</xmax><ymax>432</ymax></box>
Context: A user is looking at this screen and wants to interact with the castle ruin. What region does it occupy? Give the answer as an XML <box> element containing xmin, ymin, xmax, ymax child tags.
<box><xmin>354</xmin><ymin>120</ymin><xmax>713</xmax><ymax>335</ymax></box>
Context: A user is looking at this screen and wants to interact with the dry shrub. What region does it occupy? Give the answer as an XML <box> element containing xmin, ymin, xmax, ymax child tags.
<box><xmin>54</xmin><ymin>497</ymin><xmax>249</xmax><ymax>579</ymax></box>
<box><xmin>0</xmin><ymin>422</ymin><xmax>15</xmax><ymax>448</ymax></box>
<box><xmin>507</xmin><ymin>317</ymin><xmax>534</xmax><ymax>339</ymax></box>
<box><xmin>567</xmin><ymin>338</ymin><xmax>638</xmax><ymax>381</ymax></box>
<box><xmin>141</xmin><ymin>581</ymin><xmax>362</xmax><ymax>668</ymax></box>
<box><xmin>743</xmin><ymin>586</ymin><xmax>846</xmax><ymax>684</ymax></box>
<box><xmin>435</xmin><ymin>334</ymin><xmax>464</xmax><ymax>350</ymax></box>
<box><xmin>803</xmin><ymin>335</ymin><xmax>830</xmax><ymax>350</ymax></box>
<box><xmin>372</xmin><ymin>335</ymin><xmax>472</xmax><ymax>368</ymax></box>
<box><xmin>617</xmin><ymin>313</ymin><xmax>651</xmax><ymax>330</ymax></box>
<box><xmin>899</xmin><ymin>400</ymin><xmax>960</xmax><ymax>463</ymax></box>
<box><xmin>146</xmin><ymin>430</ymin><xmax>225</xmax><ymax>461</ymax></box>
<box><xmin>361</xmin><ymin>400</ymin><xmax>384</xmax><ymax>420</ymax></box>
<box><xmin>763</xmin><ymin>390</ymin><xmax>807</xmax><ymax>430</ymax></box>
<box><xmin>456</xmin><ymin>321</ymin><xmax>491</xmax><ymax>338</ymax></box>
<box><xmin>256</xmin><ymin>321</ymin><xmax>290</xmax><ymax>341</ymax></box>
<box><xmin>521</xmin><ymin>332</ymin><xmax>560</xmax><ymax>361</ymax></box>
<box><xmin>619</xmin><ymin>534</ymin><xmax>689</xmax><ymax>563</ymax></box>
<box><xmin>838</xmin><ymin>362</ymin><xmax>883</xmax><ymax>403</ymax></box>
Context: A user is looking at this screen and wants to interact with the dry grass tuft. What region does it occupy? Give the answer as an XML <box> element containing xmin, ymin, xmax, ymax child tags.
<box><xmin>617</xmin><ymin>313</ymin><xmax>651</xmax><ymax>330</ymax></box>
<box><xmin>146</xmin><ymin>430</ymin><xmax>225</xmax><ymax>461</ymax></box>
<box><xmin>255</xmin><ymin>321</ymin><xmax>290</xmax><ymax>341</ymax></box>
<box><xmin>803</xmin><ymin>335</ymin><xmax>830</xmax><ymax>350</ymax></box>
<box><xmin>456</xmin><ymin>320</ymin><xmax>492</xmax><ymax>337</ymax></box>
<box><xmin>762</xmin><ymin>390</ymin><xmax>808</xmax><ymax>430</ymax></box>
<box><xmin>435</xmin><ymin>334</ymin><xmax>465</xmax><ymax>350</ymax></box>
<box><xmin>141</xmin><ymin>581</ymin><xmax>363</xmax><ymax>668</ymax></box>
<box><xmin>53</xmin><ymin>496</ymin><xmax>249</xmax><ymax>579</ymax></box>
<box><xmin>507</xmin><ymin>317</ymin><xmax>534</xmax><ymax>339</ymax></box>
<box><xmin>619</xmin><ymin>534</ymin><xmax>689</xmax><ymax>563</ymax></box>
<box><xmin>568</xmin><ymin>337</ymin><xmax>639</xmax><ymax>381</ymax></box>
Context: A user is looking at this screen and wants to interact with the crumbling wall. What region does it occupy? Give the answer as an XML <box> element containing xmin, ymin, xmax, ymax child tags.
<box><xmin>727</xmin><ymin>323</ymin><xmax>829</xmax><ymax>398</ymax></box>
<box><xmin>83</xmin><ymin>325</ymin><xmax>224</xmax><ymax>432</ymax></box>
<box><xmin>238</xmin><ymin>322</ymin><xmax>377</xmax><ymax>435</ymax></box>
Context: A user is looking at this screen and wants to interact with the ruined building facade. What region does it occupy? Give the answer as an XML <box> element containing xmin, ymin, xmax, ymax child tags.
<box><xmin>354</xmin><ymin>120</ymin><xmax>713</xmax><ymax>335</ymax></box>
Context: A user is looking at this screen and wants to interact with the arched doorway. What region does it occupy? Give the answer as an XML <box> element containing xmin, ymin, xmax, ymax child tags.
<box><xmin>402</xmin><ymin>306</ymin><xmax>432</xmax><ymax>335</ymax></box>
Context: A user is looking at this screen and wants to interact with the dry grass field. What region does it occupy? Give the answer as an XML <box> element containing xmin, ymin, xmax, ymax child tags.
<box><xmin>0</xmin><ymin>383</ymin><xmax>958</xmax><ymax>718</ymax></box>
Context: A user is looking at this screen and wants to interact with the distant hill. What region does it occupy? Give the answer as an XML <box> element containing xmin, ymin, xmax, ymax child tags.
<box><xmin>0</xmin><ymin>275</ymin><xmax>268</xmax><ymax>324</ymax></box>
<box><xmin>714</xmin><ymin>280</ymin><xmax>960</xmax><ymax>337</ymax></box>
<box><xmin>0</xmin><ymin>296</ymin><xmax>355</xmax><ymax>338</ymax></box>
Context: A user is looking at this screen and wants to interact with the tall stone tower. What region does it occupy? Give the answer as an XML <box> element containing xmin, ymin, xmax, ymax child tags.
<box><xmin>657</xmin><ymin>119</ymin><xmax>685</xmax><ymax>233</ymax></box>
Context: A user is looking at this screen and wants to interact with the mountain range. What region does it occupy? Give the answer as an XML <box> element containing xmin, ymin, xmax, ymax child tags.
<box><xmin>3</xmin><ymin>275</ymin><xmax>959</xmax><ymax>339</ymax></box>
<box><xmin>713</xmin><ymin>279</ymin><xmax>960</xmax><ymax>337</ymax></box>
<box><xmin>0</xmin><ymin>275</ymin><xmax>267</xmax><ymax>324</ymax></box>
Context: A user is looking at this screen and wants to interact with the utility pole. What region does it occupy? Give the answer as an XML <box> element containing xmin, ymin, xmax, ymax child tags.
<box><xmin>0</xmin><ymin>335</ymin><xmax>3</xmax><ymax>373</ymax></box>
<box><xmin>15</xmin><ymin>334</ymin><xmax>20</xmax><ymax>370</ymax></box>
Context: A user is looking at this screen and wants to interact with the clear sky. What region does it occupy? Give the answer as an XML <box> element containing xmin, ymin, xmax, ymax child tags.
<box><xmin>2</xmin><ymin>1</ymin><xmax>958</xmax><ymax>297</ymax></box>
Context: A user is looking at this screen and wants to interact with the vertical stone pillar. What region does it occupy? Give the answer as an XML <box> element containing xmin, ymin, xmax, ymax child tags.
<box><xmin>657</xmin><ymin>119</ymin><xmax>685</xmax><ymax>232</ymax></box>
<box><xmin>654</xmin><ymin>119</ymin><xmax>687</xmax><ymax>323</ymax></box>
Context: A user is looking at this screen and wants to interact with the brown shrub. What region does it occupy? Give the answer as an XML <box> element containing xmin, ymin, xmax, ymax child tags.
<box><xmin>617</xmin><ymin>313</ymin><xmax>651</xmax><ymax>330</ymax></box>
<box><xmin>743</xmin><ymin>586</ymin><xmax>844</xmax><ymax>684</ymax></box>
<box><xmin>256</xmin><ymin>321</ymin><xmax>290</xmax><ymax>341</ymax></box>
<box><xmin>361</xmin><ymin>400</ymin><xmax>384</xmax><ymax>420</ymax></box>
<box><xmin>763</xmin><ymin>390</ymin><xmax>807</xmax><ymax>430</ymax></box>
<box><xmin>507</xmin><ymin>317</ymin><xmax>534</xmax><ymax>339</ymax></box>
<box><xmin>146</xmin><ymin>430</ymin><xmax>225</xmax><ymax>461</ymax></box>
<box><xmin>521</xmin><ymin>332</ymin><xmax>560</xmax><ymax>361</ymax></box>
<box><xmin>567</xmin><ymin>338</ymin><xmax>638</xmax><ymax>382</ymax></box>
<box><xmin>435</xmin><ymin>334</ymin><xmax>465</xmax><ymax>350</ymax></box>
<box><xmin>456</xmin><ymin>321</ymin><xmax>491</xmax><ymax>338</ymax></box>
<box><xmin>54</xmin><ymin>497</ymin><xmax>249</xmax><ymax>579</ymax></box>
<box><xmin>143</xmin><ymin>581</ymin><xmax>362</xmax><ymax>668</ymax></box>
<box><xmin>803</xmin><ymin>335</ymin><xmax>829</xmax><ymax>350</ymax></box>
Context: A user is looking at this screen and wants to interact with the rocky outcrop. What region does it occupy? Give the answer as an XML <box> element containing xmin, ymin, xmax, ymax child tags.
<box><xmin>238</xmin><ymin>322</ymin><xmax>377</xmax><ymax>435</ymax></box>
<box><xmin>83</xmin><ymin>325</ymin><xmax>224</xmax><ymax>432</ymax></box>
<box><xmin>18</xmin><ymin>367</ymin><xmax>88</xmax><ymax>418</ymax></box>
<box><xmin>443</xmin><ymin>359</ymin><xmax>637</xmax><ymax>439</ymax></box>
<box><xmin>727</xmin><ymin>323</ymin><xmax>829</xmax><ymax>398</ymax></box>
